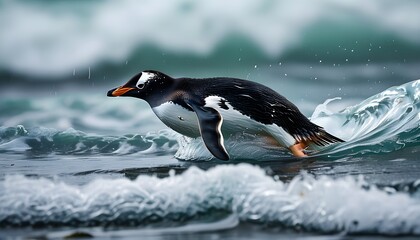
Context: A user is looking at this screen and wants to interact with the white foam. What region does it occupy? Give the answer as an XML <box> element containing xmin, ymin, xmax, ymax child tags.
<box><xmin>0</xmin><ymin>164</ymin><xmax>419</xmax><ymax>235</ymax></box>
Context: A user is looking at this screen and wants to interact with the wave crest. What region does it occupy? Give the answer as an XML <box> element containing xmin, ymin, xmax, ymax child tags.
<box><xmin>1</xmin><ymin>164</ymin><xmax>420</xmax><ymax>235</ymax></box>
<box><xmin>312</xmin><ymin>79</ymin><xmax>420</xmax><ymax>156</ymax></box>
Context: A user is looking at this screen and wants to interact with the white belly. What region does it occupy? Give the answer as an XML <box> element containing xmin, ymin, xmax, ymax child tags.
<box><xmin>152</xmin><ymin>98</ymin><xmax>295</xmax><ymax>147</ymax></box>
<box><xmin>152</xmin><ymin>102</ymin><xmax>201</xmax><ymax>138</ymax></box>
<box><xmin>152</xmin><ymin>101</ymin><xmax>258</xmax><ymax>138</ymax></box>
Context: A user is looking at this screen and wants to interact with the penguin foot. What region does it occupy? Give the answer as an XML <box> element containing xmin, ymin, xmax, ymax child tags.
<box><xmin>289</xmin><ymin>142</ymin><xmax>308</xmax><ymax>157</ymax></box>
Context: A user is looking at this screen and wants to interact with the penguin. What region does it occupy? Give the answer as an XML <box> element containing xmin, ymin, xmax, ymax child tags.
<box><xmin>107</xmin><ymin>70</ymin><xmax>344</xmax><ymax>160</ymax></box>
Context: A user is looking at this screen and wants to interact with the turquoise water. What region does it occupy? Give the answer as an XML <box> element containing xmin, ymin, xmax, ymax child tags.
<box><xmin>1</xmin><ymin>0</ymin><xmax>420</xmax><ymax>239</ymax></box>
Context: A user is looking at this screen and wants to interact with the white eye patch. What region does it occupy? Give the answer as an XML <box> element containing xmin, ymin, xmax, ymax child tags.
<box><xmin>136</xmin><ymin>72</ymin><xmax>155</xmax><ymax>88</ymax></box>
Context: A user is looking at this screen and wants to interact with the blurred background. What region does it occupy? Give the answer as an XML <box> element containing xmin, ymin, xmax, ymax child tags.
<box><xmin>1</xmin><ymin>0</ymin><xmax>420</xmax><ymax>134</ymax></box>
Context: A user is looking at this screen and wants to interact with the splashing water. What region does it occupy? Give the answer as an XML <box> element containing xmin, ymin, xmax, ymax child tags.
<box><xmin>1</xmin><ymin>164</ymin><xmax>420</xmax><ymax>235</ymax></box>
<box><xmin>311</xmin><ymin>79</ymin><xmax>420</xmax><ymax>157</ymax></box>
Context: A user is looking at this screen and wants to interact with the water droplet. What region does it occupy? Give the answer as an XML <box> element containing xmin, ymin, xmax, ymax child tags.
<box><xmin>238</xmin><ymin>58</ymin><xmax>241</xmax><ymax>62</ymax></box>
<box><xmin>254</xmin><ymin>65</ymin><xmax>258</xmax><ymax>69</ymax></box>
<box><xmin>319</xmin><ymin>60</ymin><xmax>322</xmax><ymax>63</ymax></box>
<box><xmin>125</xmin><ymin>60</ymin><xmax>128</xmax><ymax>65</ymax></box>
<box><xmin>284</xmin><ymin>73</ymin><xmax>288</xmax><ymax>77</ymax></box>
<box><xmin>345</xmin><ymin>59</ymin><xmax>349</xmax><ymax>62</ymax></box>
<box><xmin>88</xmin><ymin>67</ymin><xmax>91</xmax><ymax>79</ymax></box>
<box><xmin>278</xmin><ymin>62</ymin><xmax>282</xmax><ymax>66</ymax></box>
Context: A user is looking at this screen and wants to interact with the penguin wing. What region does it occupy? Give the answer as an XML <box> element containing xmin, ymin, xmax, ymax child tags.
<box><xmin>186</xmin><ymin>100</ymin><xmax>229</xmax><ymax>161</ymax></box>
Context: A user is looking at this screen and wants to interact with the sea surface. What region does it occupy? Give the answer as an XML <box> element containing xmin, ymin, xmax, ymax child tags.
<box><xmin>1</xmin><ymin>0</ymin><xmax>420</xmax><ymax>239</ymax></box>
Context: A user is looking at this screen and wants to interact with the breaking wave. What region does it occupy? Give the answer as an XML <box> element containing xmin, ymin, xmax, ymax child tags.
<box><xmin>311</xmin><ymin>79</ymin><xmax>420</xmax><ymax>157</ymax></box>
<box><xmin>1</xmin><ymin>164</ymin><xmax>420</xmax><ymax>235</ymax></box>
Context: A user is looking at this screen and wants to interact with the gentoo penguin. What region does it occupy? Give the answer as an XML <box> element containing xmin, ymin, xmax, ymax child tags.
<box><xmin>107</xmin><ymin>70</ymin><xmax>343</xmax><ymax>160</ymax></box>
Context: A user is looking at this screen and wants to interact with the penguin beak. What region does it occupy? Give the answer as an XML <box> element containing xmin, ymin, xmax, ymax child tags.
<box><xmin>107</xmin><ymin>87</ymin><xmax>135</xmax><ymax>97</ymax></box>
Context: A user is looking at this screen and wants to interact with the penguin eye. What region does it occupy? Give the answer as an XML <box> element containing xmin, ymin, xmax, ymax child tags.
<box><xmin>137</xmin><ymin>83</ymin><xmax>145</xmax><ymax>89</ymax></box>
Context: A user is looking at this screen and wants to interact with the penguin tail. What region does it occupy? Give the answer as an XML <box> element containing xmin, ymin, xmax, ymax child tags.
<box><xmin>303</xmin><ymin>128</ymin><xmax>345</xmax><ymax>147</ymax></box>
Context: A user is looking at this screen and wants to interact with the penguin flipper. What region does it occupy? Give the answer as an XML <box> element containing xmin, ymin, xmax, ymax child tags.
<box><xmin>186</xmin><ymin>101</ymin><xmax>229</xmax><ymax>161</ymax></box>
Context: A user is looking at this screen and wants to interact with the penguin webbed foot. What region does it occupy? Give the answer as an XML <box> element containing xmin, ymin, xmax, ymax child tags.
<box><xmin>289</xmin><ymin>142</ymin><xmax>308</xmax><ymax>157</ymax></box>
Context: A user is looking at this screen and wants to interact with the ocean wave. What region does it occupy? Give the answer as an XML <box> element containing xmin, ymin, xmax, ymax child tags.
<box><xmin>311</xmin><ymin>79</ymin><xmax>420</xmax><ymax>157</ymax></box>
<box><xmin>1</xmin><ymin>0</ymin><xmax>420</xmax><ymax>77</ymax></box>
<box><xmin>0</xmin><ymin>164</ymin><xmax>419</xmax><ymax>235</ymax></box>
<box><xmin>0</xmin><ymin>96</ymin><xmax>162</xmax><ymax>135</ymax></box>
<box><xmin>0</xmin><ymin>125</ymin><xmax>178</xmax><ymax>156</ymax></box>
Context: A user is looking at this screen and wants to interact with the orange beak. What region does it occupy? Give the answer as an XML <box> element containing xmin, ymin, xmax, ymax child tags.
<box><xmin>108</xmin><ymin>87</ymin><xmax>135</xmax><ymax>97</ymax></box>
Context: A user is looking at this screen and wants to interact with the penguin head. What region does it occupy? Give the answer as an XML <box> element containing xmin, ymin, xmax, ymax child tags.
<box><xmin>107</xmin><ymin>70</ymin><xmax>174</xmax><ymax>100</ymax></box>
